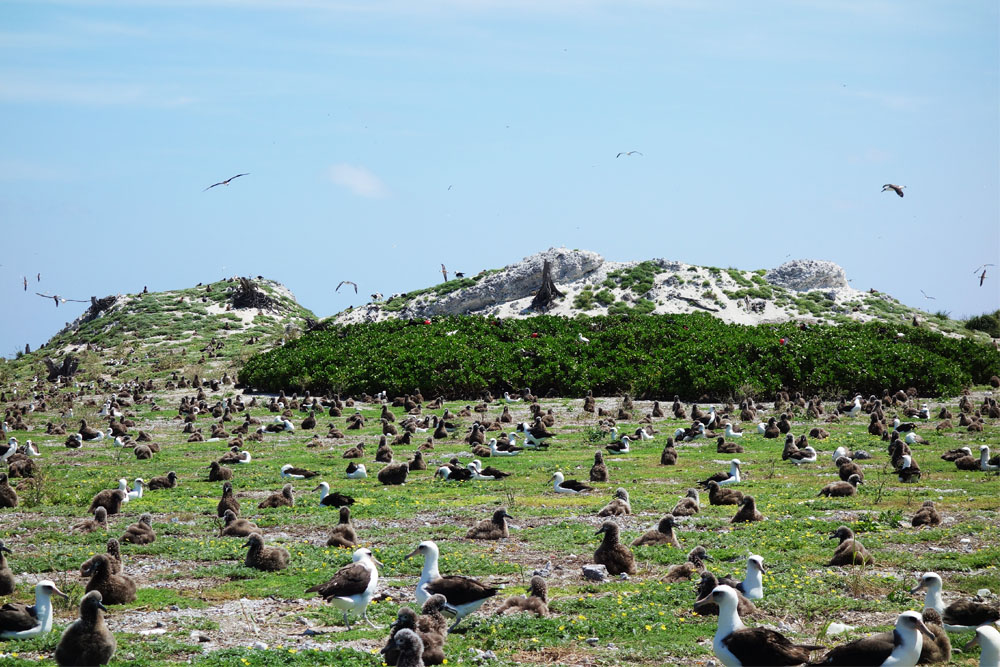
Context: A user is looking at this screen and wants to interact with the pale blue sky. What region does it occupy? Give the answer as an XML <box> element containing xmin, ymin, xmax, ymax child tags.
<box><xmin>1</xmin><ymin>0</ymin><xmax>997</xmax><ymax>357</ymax></box>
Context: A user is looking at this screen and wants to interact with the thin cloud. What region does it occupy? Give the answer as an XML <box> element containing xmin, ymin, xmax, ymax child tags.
<box><xmin>0</xmin><ymin>73</ymin><xmax>194</xmax><ymax>107</ymax></box>
<box><xmin>327</xmin><ymin>164</ymin><xmax>389</xmax><ymax>198</ymax></box>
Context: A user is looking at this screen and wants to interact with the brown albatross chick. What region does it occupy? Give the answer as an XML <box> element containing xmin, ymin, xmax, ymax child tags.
<box><xmin>590</xmin><ymin>451</ymin><xmax>609</xmax><ymax>481</ymax></box>
<box><xmin>385</xmin><ymin>628</ymin><xmax>424</xmax><ymax>667</ymax></box>
<box><xmin>383</xmin><ymin>607</ymin><xmax>418</xmax><ymax>666</ymax></box>
<box><xmin>495</xmin><ymin>576</ymin><xmax>548</xmax><ymax>617</ymax></box>
<box><xmin>80</xmin><ymin>539</ymin><xmax>122</xmax><ymax>576</ymax></box>
<box><xmin>83</xmin><ymin>553</ymin><xmax>136</xmax><ymax>604</ymax></box>
<box><xmin>147</xmin><ymin>471</ymin><xmax>177</xmax><ymax>490</ymax></box>
<box><xmin>660</xmin><ymin>437</ymin><xmax>678</xmax><ymax>465</ymax></box>
<box><xmin>0</xmin><ymin>540</ymin><xmax>13</xmax><ymax>595</ymax></box>
<box><xmin>731</xmin><ymin>495</ymin><xmax>764</xmax><ymax>523</ymax></box>
<box><xmin>466</xmin><ymin>508</ymin><xmax>514</xmax><ymax>540</ymax></box>
<box><xmin>414</xmin><ymin>594</ymin><xmax>449</xmax><ymax>664</ymax></box>
<box><xmin>594</xmin><ymin>521</ymin><xmax>636</xmax><ymax>575</ymax></box>
<box><xmin>217</xmin><ymin>481</ymin><xmax>240</xmax><ymax>517</ymax></box>
<box><xmin>911</xmin><ymin>500</ymin><xmax>941</xmax><ymax>527</ymax></box>
<box><xmin>258</xmin><ymin>483</ymin><xmax>295</xmax><ymax>508</ymax></box>
<box><xmin>818</xmin><ymin>474</ymin><xmax>862</xmax><ymax>497</ymax></box>
<box><xmin>671</xmin><ymin>489</ymin><xmax>701</xmax><ymax>516</ymax></box>
<box><xmin>219</xmin><ymin>509</ymin><xmax>258</xmax><ymax>538</ymax></box>
<box><xmin>54</xmin><ymin>591</ymin><xmax>116</xmax><ymax>667</ymax></box>
<box><xmin>598</xmin><ymin>488</ymin><xmax>632</xmax><ymax>517</ymax></box>
<box><xmin>662</xmin><ymin>546</ymin><xmax>711</xmax><ymax>582</ymax></box>
<box><xmin>828</xmin><ymin>525</ymin><xmax>873</xmax><ymax>566</ymax></box>
<box><xmin>326</xmin><ymin>506</ymin><xmax>357</xmax><ymax>548</ymax></box>
<box><xmin>72</xmin><ymin>507</ymin><xmax>108</xmax><ymax>534</ymax></box>
<box><xmin>120</xmin><ymin>513</ymin><xmax>155</xmax><ymax>545</ymax></box>
<box><xmin>88</xmin><ymin>488</ymin><xmax>126</xmax><ymax>516</ymax></box>
<box><xmin>632</xmin><ymin>514</ymin><xmax>681</xmax><ymax>548</ymax></box>
<box><xmin>377</xmin><ymin>462</ymin><xmax>409</xmax><ymax>486</ymax></box>
<box><xmin>706</xmin><ymin>480</ymin><xmax>743</xmax><ymax>506</ymax></box>
<box><xmin>208</xmin><ymin>461</ymin><xmax>233</xmax><ymax>481</ymax></box>
<box><xmin>244</xmin><ymin>533</ymin><xmax>289</xmax><ymax>571</ymax></box>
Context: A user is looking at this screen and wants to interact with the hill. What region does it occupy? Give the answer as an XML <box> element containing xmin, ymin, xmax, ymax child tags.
<box><xmin>3</xmin><ymin>277</ymin><xmax>315</xmax><ymax>384</ymax></box>
<box><xmin>330</xmin><ymin>248</ymin><xmax>972</xmax><ymax>337</ymax></box>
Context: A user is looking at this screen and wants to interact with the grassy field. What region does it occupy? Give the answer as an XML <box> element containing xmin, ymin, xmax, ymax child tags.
<box><xmin>0</xmin><ymin>382</ymin><xmax>998</xmax><ymax>666</ymax></box>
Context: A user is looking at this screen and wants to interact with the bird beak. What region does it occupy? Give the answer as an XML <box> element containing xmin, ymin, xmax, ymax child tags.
<box><xmin>373</xmin><ymin>557</ymin><xmax>384</xmax><ymax>569</ymax></box>
<box><xmin>442</xmin><ymin>603</ymin><xmax>459</xmax><ymax>618</ymax></box>
<box><xmin>310</xmin><ymin>485</ymin><xmax>322</xmax><ymax>492</ymax></box>
<box><xmin>0</xmin><ymin>545</ymin><xmax>10</xmax><ymax>554</ymax></box>
<box><xmin>916</xmin><ymin>619</ymin><xmax>934</xmax><ymax>639</ymax></box>
<box><xmin>963</xmin><ymin>635</ymin><xmax>980</xmax><ymax>652</ymax></box>
<box><xmin>693</xmin><ymin>593</ymin><xmax>711</xmax><ymax>606</ymax></box>
<box><xmin>547</xmin><ymin>475</ymin><xmax>555</xmax><ymax>483</ymax></box>
<box><xmin>828</xmin><ymin>532</ymin><xmax>839</xmax><ymax>540</ymax></box>
<box><xmin>379</xmin><ymin>644</ymin><xmax>390</xmax><ymax>655</ymax></box>
<box><xmin>702</xmin><ymin>554</ymin><xmax>714</xmax><ymax>562</ymax></box>
<box><xmin>910</xmin><ymin>582</ymin><xmax>926</xmax><ymax>594</ymax></box>
<box><xmin>404</xmin><ymin>548</ymin><xmax>420</xmax><ymax>560</ymax></box>
<box><xmin>53</xmin><ymin>586</ymin><xmax>68</xmax><ymax>600</ymax></box>
<box><xmin>97</xmin><ymin>600</ymin><xmax>108</xmax><ymax>612</ymax></box>
<box><xmin>594</xmin><ymin>526</ymin><xmax>606</xmax><ymax>535</ymax></box>
<box><xmin>757</xmin><ymin>562</ymin><xmax>767</xmax><ymax>573</ymax></box>
<box><xmin>503</xmin><ymin>512</ymin><xmax>515</xmax><ymax>520</ymax></box>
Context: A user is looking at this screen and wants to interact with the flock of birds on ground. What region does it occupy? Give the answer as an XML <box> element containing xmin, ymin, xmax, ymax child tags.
<box><xmin>0</xmin><ymin>369</ymin><xmax>999</xmax><ymax>666</ymax></box>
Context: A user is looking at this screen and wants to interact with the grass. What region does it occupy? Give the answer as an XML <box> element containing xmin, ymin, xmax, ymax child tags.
<box><xmin>0</xmin><ymin>378</ymin><xmax>997</xmax><ymax>665</ymax></box>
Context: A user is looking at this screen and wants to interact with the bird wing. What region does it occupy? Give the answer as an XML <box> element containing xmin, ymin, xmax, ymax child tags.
<box><xmin>562</xmin><ymin>479</ymin><xmax>593</xmax><ymax>492</ymax></box>
<box><xmin>203</xmin><ymin>182</ymin><xmax>224</xmax><ymax>191</ymax></box>
<box><xmin>35</xmin><ymin>292</ymin><xmax>55</xmax><ymax>299</ymax></box>
<box><xmin>920</xmin><ymin>290</ymin><xmax>935</xmax><ymax>299</ymax></box>
<box><xmin>230</xmin><ymin>173</ymin><xmax>249</xmax><ymax>180</ymax></box>
<box><xmin>306</xmin><ymin>562</ymin><xmax>371</xmax><ymax>599</ymax></box>
<box><xmin>616</xmin><ymin>152</ymin><xmax>624</xmax><ymax>158</ymax></box>
<box><xmin>811</xmin><ymin>632</ymin><xmax>891</xmax><ymax>664</ymax></box>
<box><xmin>722</xmin><ymin>628</ymin><xmax>819</xmax><ymax>665</ymax></box>
<box><xmin>287</xmin><ymin>466</ymin><xmax>319</xmax><ymax>477</ymax></box>
<box><xmin>0</xmin><ymin>602</ymin><xmax>37</xmax><ymax>631</ymax></box>
<box><xmin>426</xmin><ymin>575</ymin><xmax>497</xmax><ymax>605</ymax></box>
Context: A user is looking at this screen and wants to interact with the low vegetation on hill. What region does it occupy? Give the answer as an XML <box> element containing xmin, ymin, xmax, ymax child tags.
<box><xmin>240</xmin><ymin>314</ymin><xmax>1000</xmax><ymax>399</ymax></box>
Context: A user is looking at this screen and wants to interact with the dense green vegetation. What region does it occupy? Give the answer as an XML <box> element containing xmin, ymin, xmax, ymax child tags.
<box><xmin>241</xmin><ymin>314</ymin><xmax>999</xmax><ymax>398</ymax></box>
<box><xmin>965</xmin><ymin>309</ymin><xmax>1000</xmax><ymax>338</ymax></box>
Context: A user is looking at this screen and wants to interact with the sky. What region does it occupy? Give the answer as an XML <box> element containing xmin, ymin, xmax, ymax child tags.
<box><xmin>1</xmin><ymin>0</ymin><xmax>997</xmax><ymax>357</ymax></box>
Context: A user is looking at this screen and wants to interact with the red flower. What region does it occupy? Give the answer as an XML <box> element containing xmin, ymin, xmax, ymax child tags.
<box><xmin>423</xmin><ymin>319</ymin><xmax>431</xmax><ymax>325</ymax></box>
<box><xmin>531</xmin><ymin>333</ymin><xmax>539</xmax><ymax>338</ymax></box>
<box><xmin>779</xmin><ymin>338</ymin><xmax>786</xmax><ymax>345</ymax></box>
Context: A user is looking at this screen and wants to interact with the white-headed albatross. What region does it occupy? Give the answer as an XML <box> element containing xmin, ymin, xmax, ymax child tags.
<box><xmin>911</xmin><ymin>572</ymin><xmax>1000</xmax><ymax>632</ymax></box>
<box><xmin>699</xmin><ymin>459</ymin><xmax>741</xmax><ymax>487</ymax></box>
<box><xmin>704</xmin><ymin>585</ymin><xmax>822</xmax><ymax>666</ymax></box>
<box><xmin>305</xmin><ymin>547</ymin><xmax>382</xmax><ymax>627</ymax></box>
<box><xmin>548</xmin><ymin>471</ymin><xmax>593</xmax><ymax>494</ymax></box>
<box><xmin>406</xmin><ymin>540</ymin><xmax>498</xmax><ymax>631</ymax></box>
<box><xmin>808</xmin><ymin>610</ymin><xmax>932</xmax><ymax>666</ymax></box>
<box><xmin>718</xmin><ymin>555</ymin><xmax>765</xmax><ymax>600</ymax></box>
<box><xmin>965</xmin><ymin>626</ymin><xmax>1000</xmax><ymax>667</ymax></box>
<box><xmin>0</xmin><ymin>580</ymin><xmax>68</xmax><ymax>638</ymax></box>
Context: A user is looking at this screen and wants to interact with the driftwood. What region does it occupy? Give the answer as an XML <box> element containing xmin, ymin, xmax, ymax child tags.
<box><xmin>531</xmin><ymin>259</ymin><xmax>564</xmax><ymax>311</ymax></box>
<box><xmin>43</xmin><ymin>355</ymin><xmax>79</xmax><ymax>382</ymax></box>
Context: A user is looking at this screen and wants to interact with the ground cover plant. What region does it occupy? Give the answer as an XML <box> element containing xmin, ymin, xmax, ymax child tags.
<box><xmin>240</xmin><ymin>314</ymin><xmax>1000</xmax><ymax>398</ymax></box>
<box><xmin>0</xmin><ymin>367</ymin><xmax>998</xmax><ymax>665</ymax></box>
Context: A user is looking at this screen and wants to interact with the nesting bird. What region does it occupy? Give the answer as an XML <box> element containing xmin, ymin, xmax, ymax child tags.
<box><xmin>243</xmin><ymin>533</ymin><xmax>289</xmax><ymax>571</ymax></box>
<box><xmin>911</xmin><ymin>500</ymin><xmax>941</xmax><ymax>527</ymax></box>
<box><xmin>828</xmin><ymin>526</ymin><xmax>873</xmax><ymax>566</ymax></box>
<box><xmin>378</xmin><ymin>462</ymin><xmax>410</xmax><ymax>486</ymax></box>
<box><xmin>313</xmin><ymin>482</ymin><xmax>355</xmax><ymax>507</ymax></box>
<box><xmin>671</xmin><ymin>488</ymin><xmax>701</xmax><ymax>516</ymax></box>
<box><xmin>809</xmin><ymin>611</ymin><xmax>932</xmax><ymax>666</ymax></box>
<box><xmin>731</xmin><ymin>496</ymin><xmax>764</xmax><ymax>523</ymax></box>
<box><xmin>631</xmin><ymin>514</ymin><xmax>680</xmax><ymax>548</ymax></box>
<box><xmin>54</xmin><ymin>591</ymin><xmax>116</xmax><ymax>666</ymax></box>
<box><xmin>0</xmin><ymin>540</ymin><xmax>13</xmax><ymax>595</ymax></box>
<box><xmin>593</xmin><ymin>521</ymin><xmax>637</xmax><ymax>575</ymax></box>
<box><xmin>466</xmin><ymin>508</ymin><xmax>514</xmax><ymax>540</ymax></box>
<box><xmin>548</xmin><ymin>471</ymin><xmax>593</xmax><ymax>494</ymax></box>
<box><xmin>818</xmin><ymin>474</ymin><xmax>862</xmax><ymax>497</ymax></box>
<box><xmin>911</xmin><ymin>572</ymin><xmax>1000</xmax><ymax>631</ymax></box>
<box><xmin>82</xmin><ymin>553</ymin><xmax>136</xmax><ymax>604</ymax></box>
<box><xmin>258</xmin><ymin>483</ymin><xmax>295</xmax><ymax>508</ymax></box>
<box><xmin>662</xmin><ymin>546</ymin><xmax>711</xmax><ymax>582</ymax></box>
<box><xmin>120</xmin><ymin>513</ymin><xmax>155</xmax><ymax>545</ymax></box>
<box><xmin>0</xmin><ymin>580</ymin><xmax>68</xmax><ymax>639</ymax></box>
<box><xmin>407</xmin><ymin>540</ymin><xmax>498</xmax><ymax>631</ymax></box>
<box><xmin>598</xmin><ymin>488</ymin><xmax>632</xmax><ymax>517</ymax></box>
<box><xmin>590</xmin><ymin>451</ymin><xmax>609</xmax><ymax>481</ymax></box>
<box><xmin>219</xmin><ymin>509</ymin><xmax>258</xmax><ymax>538</ymax></box>
<box><xmin>495</xmin><ymin>576</ymin><xmax>548</xmax><ymax>617</ymax></box>
<box><xmin>217</xmin><ymin>481</ymin><xmax>240</xmax><ymax>517</ymax></box>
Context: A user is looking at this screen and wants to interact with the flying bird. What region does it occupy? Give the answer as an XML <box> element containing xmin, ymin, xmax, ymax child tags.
<box><xmin>336</xmin><ymin>281</ymin><xmax>358</xmax><ymax>294</ymax></box>
<box><xmin>441</xmin><ymin>264</ymin><xmax>448</xmax><ymax>282</ymax></box>
<box><xmin>980</xmin><ymin>269</ymin><xmax>989</xmax><ymax>287</ymax></box>
<box><xmin>616</xmin><ymin>151</ymin><xmax>643</xmax><ymax>158</ymax></box>
<box><xmin>36</xmin><ymin>273</ymin><xmax>40</xmax><ymax>282</ymax></box>
<box><xmin>203</xmin><ymin>173</ymin><xmax>249</xmax><ymax>191</ymax></box>
<box><xmin>881</xmin><ymin>183</ymin><xmax>905</xmax><ymax>197</ymax></box>
<box><xmin>35</xmin><ymin>293</ymin><xmax>88</xmax><ymax>307</ymax></box>
<box><xmin>920</xmin><ymin>290</ymin><xmax>936</xmax><ymax>300</ymax></box>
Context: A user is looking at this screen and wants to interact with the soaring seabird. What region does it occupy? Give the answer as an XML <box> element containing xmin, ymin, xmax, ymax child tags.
<box><xmin>548</xmin><ymin>471</ymin><xmax>593</xmax><ymax>494</ymax></box>
<box><xmin>0</xmin><ymin>580</ymin><xmax>68</xmax><ymax>638</ymax></box>
<box><xmin>306</xmin><ymin>547</ymin><xmax>382</xmax><ymax>627</ymax></box>
<box><xmin>881</xmin><ymin>183</ymin><xmax>905</xmax><ymax>197</ymax></box>
<box><xmin>703</xmin><ymin>585</ymin><xmax>822</xmax><ymax>666</ymax></box>
<box><xmin>407</xmin><ymin>540</ymin><xmax>498</xmax><ymax>631</ymax></box>
<box><xmin>54</xmin><ymin>591</ymin><xmax>116</xmax><ymax>667</ymax></box>
<box><xmin>204</xmin><ymin>173</ymin><xmax>249</xmax><ymax>190</ymax></box>
<box><xmin>808</xmin><ymin>610</ymin><xmax>932</xmax><ymax>666</ymax></box>
<box><xmin>911</xmin><ymin>572</ymin><xmax>1000</xmax><ymax>631</ymax></box>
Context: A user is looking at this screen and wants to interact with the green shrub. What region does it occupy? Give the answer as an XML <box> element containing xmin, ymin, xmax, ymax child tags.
<box><xmin>240</xmin><ymin>315</ymin><xmax>999</xmax><ymax>399</ymax></box>
<box><xmin>965</xmin><ymin>310</ymin><xmax>1000</xmax><ymax>338</ymax></box>
<box><xmin>594</xmin><ymin>290</ymin><xmax>616</xmax><ymax>306</ymax></box>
